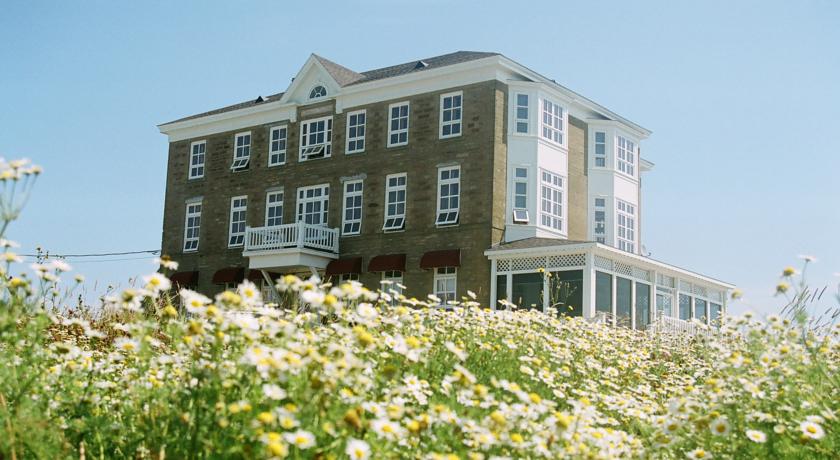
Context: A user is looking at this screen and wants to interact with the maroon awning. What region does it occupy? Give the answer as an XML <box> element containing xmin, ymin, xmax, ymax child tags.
<box><xmin>212</xmin><ymin>267</ymin><xmax>245</xmax><ymax>284</ymax></box>
<box><xmin>367</xmin><ymin>253</ymin><xmax>406</xmax><ymax>272</ymax></box>
<box><xmin>247</xmin><ymin>270</ymin><xmax>280</xmax><ymax>282</ymax></box>
<box><xmin>419</xmin><ymin>249</ymin><xmax>461</xmax><ymax>269</ymax></box>
<box><xmin>170</xmin><ymin>271</ymin><xmax>198</xmax><ymax>287</ymax></box>
<box><xmin>326</xmin><ymin>257</ymin><xmax>363</xmax><ymax>275</ymax></box>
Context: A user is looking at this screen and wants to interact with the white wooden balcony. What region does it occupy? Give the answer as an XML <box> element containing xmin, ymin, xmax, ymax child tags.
<box><xmin>242</xmin><ymin>223</ymin><xmax>339</xmax><ymax>272</ymax></box>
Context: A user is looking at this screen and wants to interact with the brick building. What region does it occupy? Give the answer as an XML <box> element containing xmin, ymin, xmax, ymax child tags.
<box><xmin>158</xmin><ymin>51</ymin><xmax>732</xmax><ymax>330</ymax></box>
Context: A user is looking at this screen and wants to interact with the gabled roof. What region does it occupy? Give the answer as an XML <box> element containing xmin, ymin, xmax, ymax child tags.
<box><xmin>167</xmin><ymin>92</ymin><xmax>284</xmax><ymax>124</ymax></box>
<box><xmin>487</xmin><ymin>238</ymin><xmax>592</xmax><ymax>251</ymax></box>
<box><xmin>312</xmin><ymin>54</ymin><xmax>365</xmax><ymax>86</ymax></box>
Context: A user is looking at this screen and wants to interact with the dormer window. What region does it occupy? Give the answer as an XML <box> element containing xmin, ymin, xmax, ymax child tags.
<box><xmin>309</xmin><ymin>85</ymin><xmax>327</xmax><ymax>99</ymax></box>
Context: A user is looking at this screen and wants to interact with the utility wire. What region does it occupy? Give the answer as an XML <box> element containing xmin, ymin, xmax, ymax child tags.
<box><xmin>19</xmin><ymin>249</ymin><xmax>160</xmax><ymax>258</ymax></box>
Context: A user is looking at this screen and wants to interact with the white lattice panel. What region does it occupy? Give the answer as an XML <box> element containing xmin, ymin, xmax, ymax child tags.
<box><xmin>614</xmin><ymin>261</ymin><xmax>633</xmax><ymax>277</ymax></box>
<box><xmin>632</xmin><ymin>267</ymin><xmax>652</xmax><ymax>281</ymax></box>
<box><xmin>710</xmin><ymin>290</ymin><xmax>724</xmax><ymax>302</ymax></box>
<box><xmin>594</xmin><ymin>256</ymin><xmax>613</xmax><ymax>271</ymax></box>
<box><xmin>548</xmin><ymin>253</ymin><xmax>586</xmax><ymax>268</ymax></box>
<box><xmin>510</xmin><ymin>257</ymin><xmax>546</xmax><ymax>271</ymax></box>
<box><xmin>497</xmin><ymin>260</ymin><xmax>511</xmax><ymax>272</ymax></box>
<box><xmin>657</xmin><ymin>286</ymin><xmax>674</xmax><ymax>295</ymax></box>
<box><xmin>657</xmin><ymin>274</ymin><xmax>675</xmax><ymax>288</ymax></box>
<box><xmin>679</xmin><ymin>280</ymin><xmax>693</xmax><ymax>292</ymax></box>
<box><xmin>693</xmin><ymin>285</ymin><xmax>708</xmax><ymax>297</ymax></box>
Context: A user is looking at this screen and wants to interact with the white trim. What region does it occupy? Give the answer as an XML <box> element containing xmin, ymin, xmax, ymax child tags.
<box><xmin>188</xmin><ymin>140</ymin><xmax>206</xmax><ymax>179</ymax></box>
<box><xmin>540</xmin><ymin>98</ymin><xmax>566</xmax><ymax>147</ymax></box>
<box><xmin>387</xmin><ymin>101</ymin><xmax>410</xmax><ymax>147</ymax></box>
<box><xmin>538</xmin><ymin>169</ymin><xmax>565</xmax><ymax>234</ymax></box>
<box><xmin>341</xmin><ymin>179</ymin><xmax>363</xmax><ymax>236</ymax></box>
<box><xmin>435</xmin><ymin>165</ymin><xmax>460</xmax><ymax>226</ymax></box>
<box><xmin>228</xmin><ymin>195</ymin><xmax>247</xmax><ymax>247</ymax></box>
<box><xmin>268</xmin><ymin>125</ymin><xmax>288</xmax><ymax>167</ymax></box>
<box><xmin>265</xmin><ymin>189</ymin><xmax>284</xmax><ymax>227</ymax></box>
<box><xmin>615</xmin><ymin>134</ymin><xmax>636</xmax><ymax>178</ymax></box>
<box><xmin>439</xmin><ymin>91</ymin><xmax>462</xmax><ymax>139</ymax></box>
<box><xmin>345</xmin><ymin>109</ymin><xmax>366</xmax><ymax>154</ymax></box>
<box><xmin>383</xmin><ymin>172</ymin><xmax>407</xmax><ymax>231</ymax></box>
<box><xmin>433</xmin><ymin>266</ymin><xmax>457</xmax><ymax>303</ymax></box>
<box><xmin>299</xmin><ymin>116</ymin><xmax>333</xmax><ymax>161</ymax></box>
<box><xmin>183</xmin><ymin>200</ymin><xmax>202</xmax><ymax>252</ymax></box>
<box><xmin>616</xmin><ymin>199</ymin><xmax>636</xmax><ymax>254</ymax></box>
<box><xmin>593</xmin><ymin>130</ymin><xmax>607</xmax><ymax>168</ymax></box>
<box><xmin>514</xmin><ymin>93</ymin><xmax>529</xmax><ymax>134</ymax></box>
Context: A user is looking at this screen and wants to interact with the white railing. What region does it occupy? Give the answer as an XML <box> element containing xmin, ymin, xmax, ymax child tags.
<box><xmin>244</xmin><ymin>222</ymin><xmax>339</xmax><ymax>253</ymax></box>
<box><xmin>647</xmin><ymin>315</ymin><xmax>713</xmax><ymax>339</ymax></box>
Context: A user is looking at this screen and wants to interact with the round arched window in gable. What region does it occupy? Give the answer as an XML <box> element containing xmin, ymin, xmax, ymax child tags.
<box><xmin>309</xmin><ymin>85</ymin><xmax>327</xmax><ymax>99</ymax></box>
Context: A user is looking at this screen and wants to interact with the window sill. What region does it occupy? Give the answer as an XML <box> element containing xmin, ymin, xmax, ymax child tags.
<box><xmin>435</xmin><ymin>223</ymin><xmax>459</xmax><ymax>229</ymax></box>
<box><xmin>340</xmin><ymin>233</ymin><xmax>361</xmax><ymax>238</ymax></box>
<box><xmin>345</xmin><ymin>150</ymin><xmax>365</xmax><ymax>155</ymax></box>
<box><xmin>298</xmin><ymin>155</ymin><xmax>332</xmax><ymax>163</ymax></box>
<box><xmin>439</xmin><ymin>133</ymin><xmax>462</xmax><ymax>140</ymax></box>
<box><xmin>182</xmin><ymin>249</ymin><xmax>198</xmax><ymax>254</ymax></box>
<box><xmin>267</xmin><ymin>161</ymin><xmax>287</xmax><ymax>168</ymax></box>
<box><xmin>386</xmin><ymin>142</ymin><xmax>409</xmax><ymax>149</ymax></box>
<box><xmin>382</xmin><ymin>228</ymin><xmax>405</xmax><ymax>234</ymax></box>
<box><xmin>187</xmin><ymin>176</ymin><xmax>205</xmax><ymax>181</ymax></box>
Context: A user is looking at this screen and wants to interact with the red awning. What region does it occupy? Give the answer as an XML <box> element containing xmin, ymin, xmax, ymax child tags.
<box><xmin>367</xmin><ymin>253</ymin><xmax>406</xmax><ymax>272</ymax></box>
<box><xmin>419</xmin><ymin>249</ymin><xmax>461</xmax><ymax>269</ymax></box>
<box><xmin>326</xmin><ymin>257</ymin><xmax>363</xmax><ymax>275</ymax></box>
<box><xmin>212</xmin><ymin>267</ymin><xmax>245</xmax><ymax>284</ymax></box>
<box><xmin>170</xmin><ymin>271</ymin><xmax>198</xmax><ymax>286</ymax></box>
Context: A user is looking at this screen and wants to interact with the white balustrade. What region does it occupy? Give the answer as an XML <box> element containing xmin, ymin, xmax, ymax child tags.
<box><xmin>244</xmin><ymin>222</ymin><xmax>339</xmax><ymax>253</ymax></box>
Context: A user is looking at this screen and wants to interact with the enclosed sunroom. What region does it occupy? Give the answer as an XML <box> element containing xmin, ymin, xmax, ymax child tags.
<box><xmin>485</xmin><ymin>238</ymin><xmax>733</xmax><ymax>330</ymax></box>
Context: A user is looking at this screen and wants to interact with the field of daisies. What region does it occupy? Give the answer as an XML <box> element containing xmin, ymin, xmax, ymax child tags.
<box><xmin>1</xmin><ymin>160</ymin><xmax>839</xmax><ymax>459</ymax></box>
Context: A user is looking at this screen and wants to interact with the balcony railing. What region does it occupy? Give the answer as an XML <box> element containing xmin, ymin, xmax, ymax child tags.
<box><xmin>244</xmin><ymin>223</ymin><xmax>339</xmax><ymax>254</ymax></box>
<box><xmin>647</xmin><ymin>315</ymin><xmax>713</xmax><ymax>338</ymax></box>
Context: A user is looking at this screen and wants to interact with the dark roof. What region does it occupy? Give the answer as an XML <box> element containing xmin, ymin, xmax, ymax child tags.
<box><xmin>487</xmin><ymin>238</ymin><xmax>592</xmax><ymax>252</ymax></box>
<box><xmin>163</xmin><ymin>51</ymin><xmax>499</xmax><ymax>125</ymax></box>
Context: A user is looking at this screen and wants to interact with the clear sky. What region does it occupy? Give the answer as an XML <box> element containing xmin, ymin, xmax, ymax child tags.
<box><xmin>2</xmin><ymin>0</ymin><xmax>838</xmax><ymax>317</ymax></box>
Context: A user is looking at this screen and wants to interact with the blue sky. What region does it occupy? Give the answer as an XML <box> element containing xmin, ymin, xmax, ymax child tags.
<box><xmin>1</xmin><ymin>0</ymin><xmax>838</xmax><ymax>316</ymax></box>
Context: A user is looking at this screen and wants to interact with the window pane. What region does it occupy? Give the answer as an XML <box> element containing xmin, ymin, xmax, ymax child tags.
<box><xmin>595</xmin><ymin>271</ymin><xmax>612</xmax><ymax>314</ymax></box>
<box><xmin>616</xmin><ymin>277</ymin><xmax>632</xmax><ymax>327</ymax></box>
<box><xmin>635</xmin><ymin>283</ymin><xmax>651</xmax><ymax>329</ymax></box>
<box><xmin>511</xmin><ymin>272</ymin><xmax>543</xmax><ymax>310</ymax></box>
<box><xmin>549</xmin><ymin>270</ymin><xmax>583</xmax><ymax>317</ymax></box>
<box><xmin>679</xmin><ymin>294</ymin><xmax>692</xmax><ymax>320</ymax></box>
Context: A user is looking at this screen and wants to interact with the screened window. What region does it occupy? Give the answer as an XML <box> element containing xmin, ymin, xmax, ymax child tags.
<box><xmin>594</xmin><ymin>198</ymin><xmax>606</xmax><ymax>243</ymax></box>
<box><xmin>342</xmin><ymin>180</ymin><xmax>363</xmax><ymax>235</ymax></box>
<box><xmin>616</xmin><ymin>135</ymin><xmax>635</xmax><ymax>176</ymax></box>
<box><xmin>512</xmin><ymin>272</ymin><xmax>543</xmax><ymax>310</ymax></box>
<box><xmin>228</xmin><ymin>196</ymin><xmax>247</xmax><ymax>247</ymax></box>
<box><xmin>635</xmin><ymin>283</ymin><xmax>651</xmax><ymax>330</ymax></box>
<box><xmin>513</xmin><ymin>167</ymin><xmax>529</xmax><ymax>223</ymax></box>
<box><xmin>515</xmin><ymin>94</ymin><xmax>529</xmax><ymax>133</ymax></box>
<box><xmin>296</xmin><ymin>184</ymin><xmax>329</xmax><ymax>226</ymax></box>
<box><xmin>679</xmin><ymin>294</ymin><xmax>692</xmax><ymax>321</ymax></box>
<box><xmin>269</xmin><ymin>126</ymin><xmax>287</xmax><ymax>166</ymax></box>
<box><xmin>434</xmin><ymin>267</ymin><xmax>457</xmax><ymax>303</ymax></box>
<box><xmin>595</xmin><ymin>271</ymin><xmax>612</xmax><ymax>314</ymax></box>
<box><xmin>616</xmin><ymin>200</ymin><xmax>636</xmax><ymax>253</ymax></box>
<box><xmin>539</xmin><ymin>170</ymin><xmax>564</xmax><ymax>232</ymax></box>
<box><xmin>594</xmin><ymin>131</ymin><xmax>606</xmax><ymax>167</ymax></box>
<box><xmin>183</xmin><ymin>201</ymin><xmax>201</xmax><ymax>252</ymax></box>
<box><xmin>616</xmin><ymin>277</ymin><xmax>632</xmax><ymax>328</ymax></box>
<box><xmin>710</xmin><ymin>303</ymin><xmax>722</xmax><ymax>325</ymax></box>
<box><xmin>549</xmin><ymin>270</ymin><xmax>583</xmax><ymax>317</ymax></box>
<box><xmin>656</xmin><ymin>291</ymin><xmax>673</xmax><ymax>319</ymax></box>
<box><xmin>496</xmin><ymin>275</ymin><xmax>508</xmax><ymax>306</ymax></box>
<box><xmin>388</xmin><ymin>102</ymin><xmax>409</xmax><ymax>147</ymax></box>
<box><xmin>694</xmin><ymin>298</ymin><xmax>708</xmax><ymax>323</ymax></box>
<box><xmin>541</xmin><ymin>99</ymin><xmax>564</xmax><ymax>145</ymax></box>
<box><xmin>440</xmin><ymin>92</ymin><xmax>462</xmax><ymax>138</ymax></box>
<box><xmin>383</xmin><ymin>173</ymin><xmax>406</xmax><ymax>231</ymax></box>
<box><xmin>300</xmin><ymin>117</ymin><xmax>332</xmax><ymax>161</ymax></box>
<box><xmin>346</xmin><ymin>110</ymin><xmax>366</xmax><ymax>154</ymax></box>
<box><xmin>231</xmin><ymin>132</ymin><xmax>251</xmax><ymax>170</ymax></box>
<box><xmin>189</xmin><ymin>141</ymin><xmax>206</xmax><ymax>179</ymax></box>
<box><xmin>436</xmin><ymin>166</ymin><xmax>460</xmax><ymax>226</ymax></box>
<box><xmin>265</xmin><ymin>190</ymin><xmax>284</xmax><ymax>227</ymax></box>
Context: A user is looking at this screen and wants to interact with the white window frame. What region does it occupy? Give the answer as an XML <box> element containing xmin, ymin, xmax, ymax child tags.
<box><xmin>616</xmin><ymin>199</ymin><xmax>636</xmax><ymax>253</ymax></box>
<box><xmin>594</xmin><ymin>131</ymin><xmax>607</xmax><ymax>167</ymax></box>
<box><xmin>435</xmin><ymin>165</ymin><xmax>460</xmax><ymax>226</ymax></box>
<box><xmin>593</xmin><ymin>197</ymin><xmax>606</xmax><ymax>243</ymax></box>
<box><xmin>514</xmin><ymin>93</ymin><xmax>529</xmax><ymax>134</ymax></box>
<box><xmin>265</xmin><ymin>190</ymin><xmax>284</xmax><ymax>227</ymax></box>
<box><xmin>433</xmin><ymin>267</ymin><xmax>457</xmax><ymax>304</ymax></box>
<box><xmin>309</xmin><ymin>85</ymin><xmax>327</xmax><ymax>99</ymax></box>
<box><xmin>299</xmin><ymin>116</ymin><xmax>332</xmax><ymax>161</ymax></box>
<box><xmin>339</xmin><ymin>273</ymin><xmax>359</xmax><ymax>283</ymax></box>
<box><xmin>345</xmin><ymin>110</ymin><xmax>366</xmax><ymax>154</ymax></box>
<box><xmin>512</xmin><ymin>167</ymin><xmax>529</xmax><ymax>223</ymax></box>
<box><xmin>341</xmin><ymin>180</ymin><xmax>363</xmax><ymax>236</ymax></box>
<box><xmin>268</xmin><ymin>125</ymin><xmax>288</xmax><ymax>167</ymax></box>
<box><xmin>387</xmin><ymin>102</ymin><xmax>410</xmax><ymax>147</ymax></box>
<box><xmin>296</xmin><ymin>184</ymin><xmax>330</xmax><ymax>226</ymax></box>
<box><xmin>539</xmin><ymin>169</ymin><xmax>564</xmax><ymax>233</ymax></box>
<box><xmin>439</xmin><ymin>91</ymin><xmax>463</xmax><ymax>139</ymax></box>
<box><xmin>383</xmin><ymin>173</ymin><xmax>407</xmax><ymax>231</ymax></box>
<box><xmin>540</xmin><ymin>99</ymin><xmax>565</xmax><ymax>146</ymax></box>
<box><xmin>231</xmin><ymin>132</ymin><xmax>251</xmax><ymax>170</ymax></box>
<box><xmin>188</xmin><ymin>140</ymin><xmax>206</xmax><ymax>179</ymax></box>
<box><xmin>228</xmin><ymin>195</ymin><xmax>247</xmax><ymax>247</ymax></box>
<box><xmin>382</xmin><ymin>270</ymin><xmax>404</xmax><ymax>297</ymax></box>
<box><xmin>616</xmin><ymin>135</ymin><xmax>636</xmax><ymax>177</ymax></box>
<box><xmin>183</xmin><ymin>200</ymin><xmax>202</xmax><ymax>252</ymax></box>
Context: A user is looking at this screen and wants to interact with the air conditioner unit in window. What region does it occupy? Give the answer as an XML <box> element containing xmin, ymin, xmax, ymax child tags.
<box><xmin>231</xmin><ymin>157</ymin><xmax>250</xmax><ymax>170</ymax></box>
<box><xmin>512</xmin><ymin>209</ymin><xmax>529</xmax><ymax>224</ymax></box>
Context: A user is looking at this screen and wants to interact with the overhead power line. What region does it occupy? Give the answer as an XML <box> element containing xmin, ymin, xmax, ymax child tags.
<box><xmin>20</xmin><ymin>249</ymin><xmax>161</xmax><ymax>258</ymax></box>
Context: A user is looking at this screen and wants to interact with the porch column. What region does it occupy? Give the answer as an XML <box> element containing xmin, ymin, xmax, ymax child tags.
<box><xmin>582</xmin><ymin>249</ymin><xmax>596</xmax><ymax>318</ymax></box>
<box><xmin>542</xmin><ymin>268</ymin><xmax>550</xmax><ymax>313</ymax></box>
<box><xmin>611</xmin><ymin>271</ymin><xmax>617</xmax><ymax>327</ymax></box>
<box><xmin>490</xmin><ymin>258</ymin><xmax>498</xmax><ymax>311</ymax></box>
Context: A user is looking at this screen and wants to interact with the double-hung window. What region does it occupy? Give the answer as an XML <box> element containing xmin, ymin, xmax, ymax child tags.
<box><xmin>342</xmin><ymin>180</ymin><xmax>363</xmax><ymax>235</ymax></box>
<box><xmin>387</xmin><ymin>102</ymin><xmax>409</xmax><ymax>147</ymax></box>
<box><xmin>269</xmin><ymin>126</ymin><xmax>287</xmax><ymax>166</ymax></box>
<box><xmin>616</xmin><ymin>135</ymin><xmax>635</xmax><ymax>176</ymax></box>
<box><xmin>228</xmin><ymin>196</ymin><xmax>247</xmax><ymax>247</ymax></box>
<box><xmin>189</xmin><ymin>141</ymin><xmax>206</xmax><ymax>179</ymax></box>
<box><xmin>593</xmin><ymin>198</ymin><xmax>606</xmax><ymax>243</ymax></box>
<box><xmin>383</xmin><ymin>173</ymin><xmax>406</xmax><ymax>231</ymax></box>
<box><xmin>382</xmin><ymin>270</ymin><xmax>404</xmax><ymax>298</ymax></box>
<box><xmin>616</xmin><ymin>200</ymin><xmax>636</xmax><ymax>253</ymax></box>
<box><xmin>265</xmin><ymin>190</ymin><xmax>284</xmax><ymax>227</ymax></box>
<box><xmin>539</xmin><ymin>170</ymin><xmax>564</xmax><ymax>232</ymax></box>
<box><xmin>436</xmin><ymin>166</ymin><xmax>460</xmax><ymax>226</ymax></box>
<box><xmin>299</xmin><ymin>117</ymin><xmax>332</xmax><ymax>161</ymax></box>
<box><xmin>345</xmin><ymin>110</ymin><xmax>366</xmax><ymax>154</ymax></box>
<box><xmin>515</xmin><ymin>94</ymin><xmax>529</xmax><ymax>134</ymax></box>
<box><xmin>296</xmin><ymin>184</ymin><xmax>329</xmax><ymax>226</ymax></box>
<box><xmin>512</xmin><ymin>167</ymin><xmax>529</xmax><ymax>223</ymax></box>
<box><xmin>439</xmin><ymin>92</ymin><xmax>462</xmax><ymax>138</ymax></box>
<box><xmin>231</xmin><ymin>132</ymin><xmax>251</xmax><ymax>170</ymax></box>
<box><xmin>541</xmin><ymin>99</ymin><xmax>565</xmax><ymax>145</ymax></box>
<box><xmin>183</xmin><ymin>200</ymin><xmax>202</xmax><ymax>252</ymax></box>
<box><xmin>594</xmin><ymin>131</ymin><xmax>606</xmax><ymax>167</ymax></box>
<box><xmin>433</xmin><ymin>267</ymin><xmax>457</xmax><ymax>303</ymax></box>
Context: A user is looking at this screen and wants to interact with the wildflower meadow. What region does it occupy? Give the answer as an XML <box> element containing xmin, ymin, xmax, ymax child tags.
<box><xmin>0</xmin><ymin>160</ymin><xmax>838</xmax><ymax>459</ymax></box>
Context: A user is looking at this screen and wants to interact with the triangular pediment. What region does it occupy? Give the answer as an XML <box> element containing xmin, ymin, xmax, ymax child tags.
<box><xmin>279</xmin><ymin>54</ymin><xmax>362</xmax><ymax>106</ymax></box>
